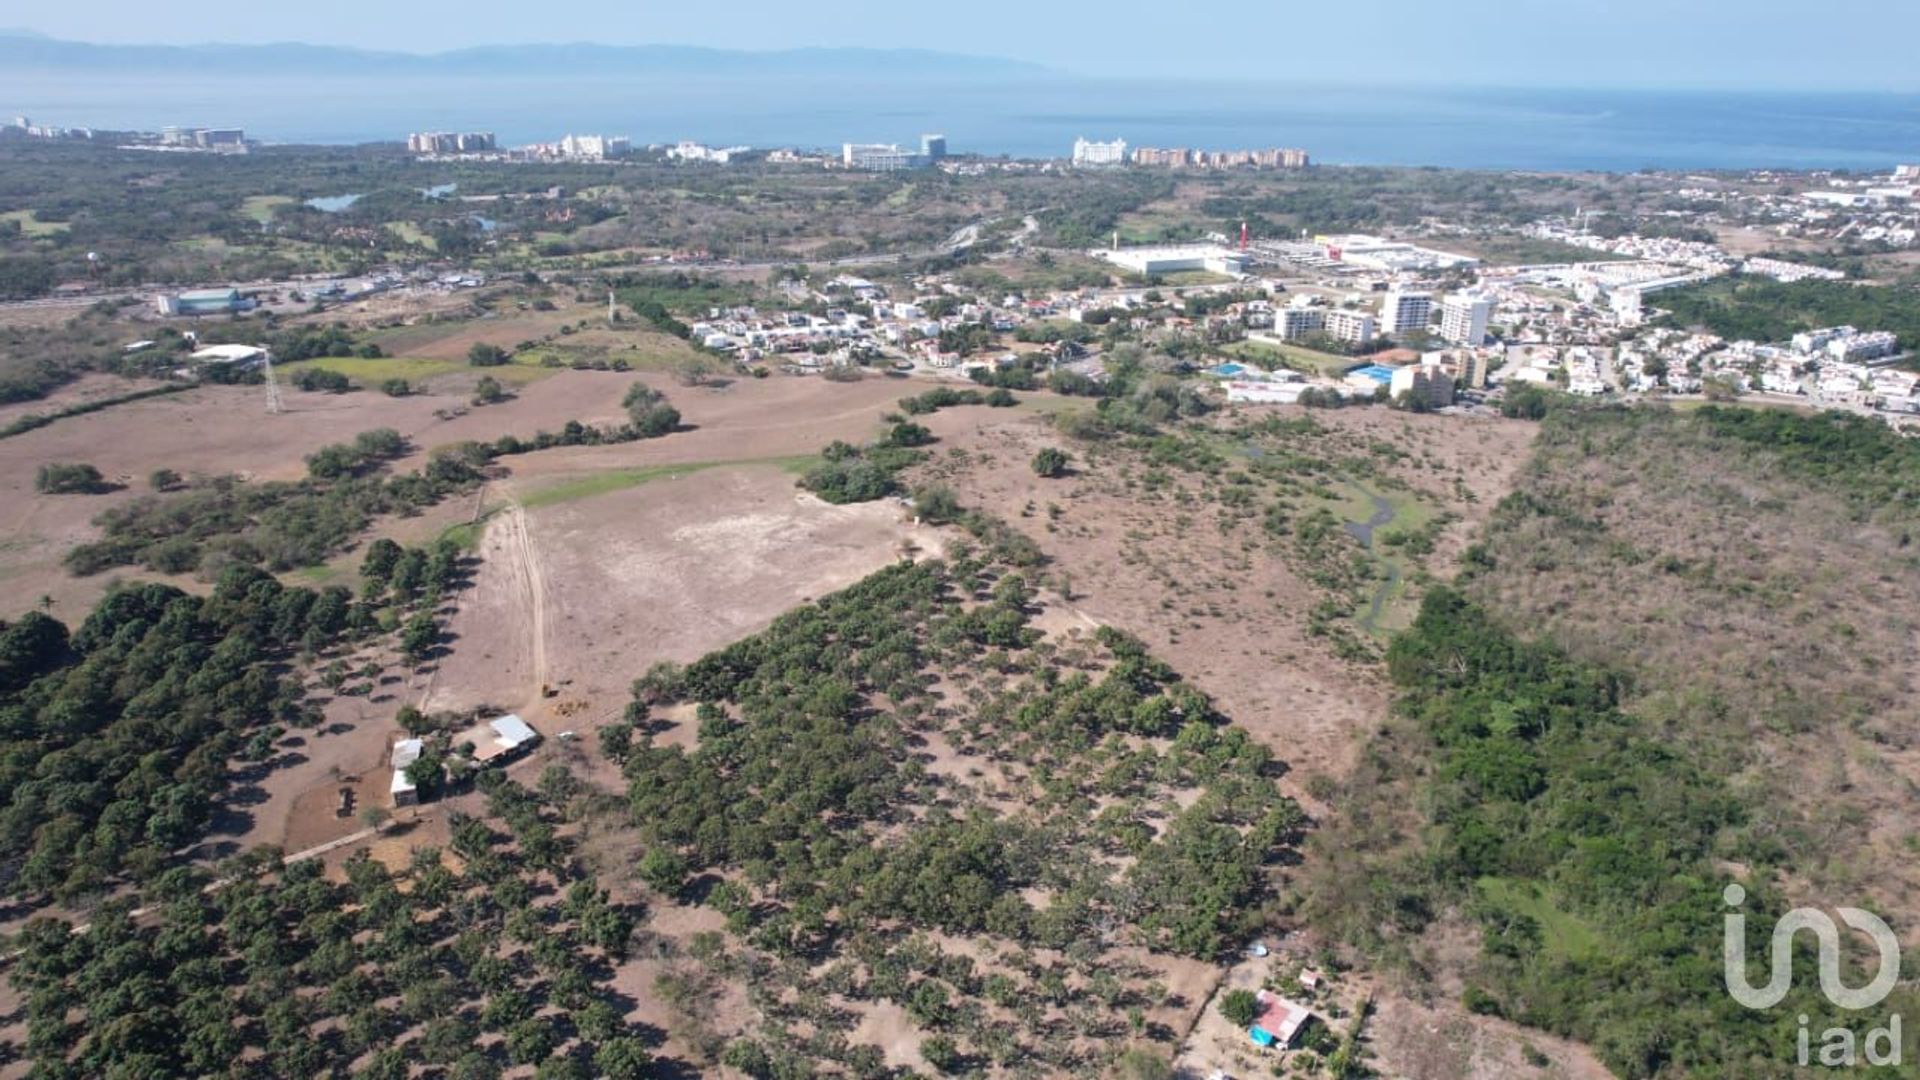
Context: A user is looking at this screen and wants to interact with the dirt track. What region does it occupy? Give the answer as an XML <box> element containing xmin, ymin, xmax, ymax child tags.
<box><xmin>493</xmin><ymin>501</ymin><xmax>551</xmax><ymax>699</ymax></box>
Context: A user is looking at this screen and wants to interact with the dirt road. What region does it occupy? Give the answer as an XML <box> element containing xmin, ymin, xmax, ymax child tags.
<box><xmin>496</xmin><ymin>500</ymin><xmax>552</xmax><ymax>697</ymax></box>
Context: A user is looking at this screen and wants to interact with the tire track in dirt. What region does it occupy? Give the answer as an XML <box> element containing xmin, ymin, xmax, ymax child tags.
<box><xmin>496</xmin><ymin>499</ymin><xmax>551</xmax><ymax>699</ymax></box>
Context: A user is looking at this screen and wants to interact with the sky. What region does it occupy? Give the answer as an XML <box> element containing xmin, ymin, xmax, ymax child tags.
<box><xmin>8</xmin><ymin>0</ymin><xmax>1920</xmax><ymax>91</ymax></box>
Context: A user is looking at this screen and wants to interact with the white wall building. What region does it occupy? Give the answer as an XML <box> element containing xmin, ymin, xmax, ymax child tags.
<box><xmin>1380</xmin><ymin>289</ymin><xmax>1433</xmax><ymax>336</ymax></box>
<box><xmin>842</xmin><ymin>142</ymin><xmax>923</xmax><ymax>171</ymax></box>
<box><xmin>1227</xmin><ymin>381</ymin><xmax>1310</xmax><ymax>404</ymax></box>
<box><xmin>1324</xmin><ymin>309</ymin><xmax>1377</xmax><ymax>345</ymax></box>
<box><xmin>548</xmin><ymin>134</ymin><xmax>630</xmax><ymax>160</ymax></box>
<box><xmin>1274</xmin><ymin>306</ymin><xmax>1326</xmax><ymax>340</ymax></box>
<box><xmin>390</xmin><ymin>738</ymin><xmax>423</xmax><ymax>807</ymax></box>
<box><xmin>1094</xmin><ymin>244</ymin><xmax>1250</xmax><ymax>277</ymax></box>
<box><xmin>1390</xmin><ymin>363</ymin><xmax>1455</xmax><ymax>408</ymax></box>
<box><xmin>1439</xmin><ymin>293</ymin><xmax>1493</xmax><ymax>346</ymax></box>
<box><xmin>1072</xmin><ymin>137</ymin><xmax>1128</xmax><ymax>168</ymax></box>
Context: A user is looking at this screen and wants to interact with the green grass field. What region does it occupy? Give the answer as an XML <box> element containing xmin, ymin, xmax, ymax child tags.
<box><xmin>518</xmin><ymin>455</ymin><xmax>818</xmax><ymax>510</ymax></box>
<box><xmin>1225</xmin><ymin>339</ymin><xmax>1356</xmax><ymax>378</ymax></box>
<box><xmin>279</xmin><ymin>355</ymin><xmax>556</xmax><ymax>387</ymax></box>
<box><xmin>0</xmin><ymin>209</ymin><xmax>70</xmax><ymax>237</ymax></box>
<box><xmin>240</xmin><ymin>196</ymin><xmax>294</xmax><ymax>224</ymax></box>
<box><xmin>1476</xmin><ymin>877</ymin><xmax>1602</xmax><ymax>962</ymax></box>
<box><xmin>383</xmin><ymin>221</ymin><xmax>437</xmax><ymax>250</ymax></box>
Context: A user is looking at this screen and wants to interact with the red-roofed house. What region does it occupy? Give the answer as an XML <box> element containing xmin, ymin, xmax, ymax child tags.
<box><xmin>1248</xmin><ymin>990</ymin><xmax>1311</xmax><ymax>1048</ymax></box>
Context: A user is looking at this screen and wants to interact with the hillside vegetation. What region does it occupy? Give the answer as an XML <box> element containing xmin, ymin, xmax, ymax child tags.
<box><xmin>1307</xmin><ymin>403</ymin><xmax>1920</xmax><ymax>1077</ymax></box>
<box><xmin>1657</xmin><ymin>277</ymin><xmax>1920</xmax><ymax>349</ymax></box>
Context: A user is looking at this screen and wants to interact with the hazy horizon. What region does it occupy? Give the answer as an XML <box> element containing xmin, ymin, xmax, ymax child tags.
<box><xmin>6</xmin><ymin>0</ymin><xmax>1920</xmax><ymax>93</ymax></box>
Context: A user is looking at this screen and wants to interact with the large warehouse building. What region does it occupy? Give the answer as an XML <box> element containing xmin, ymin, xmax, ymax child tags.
<box><xmin>1093</xmin><ymin>244</ymin><xmax>1251</xmax><ymax>277</ymax></box>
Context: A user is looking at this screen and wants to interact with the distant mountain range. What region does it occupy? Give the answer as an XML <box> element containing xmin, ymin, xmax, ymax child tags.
<box><xmin>0</xmin><ymin>33</ymin><xmax>1052</xmax><ymax>78</ymax></box>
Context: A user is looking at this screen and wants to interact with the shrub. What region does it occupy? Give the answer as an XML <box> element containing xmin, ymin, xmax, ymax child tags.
<box><xmin>35</xmin><ymin>461</ymin><xmax>105</xmax><ymax>494</ymax></box>
<box><xmin>467</xmin><ymin>343</ymin><xmax>510</xmax><ymax>367</ymax></box>
<box><xmin>920</xmin><ymin>1035</ymin><xmax>959</xmax><ymax>1073</ymax></box>
<box><xmin>803</xmin><ymin>459</ymin><xmax>898</xmax><ymax>504</ymax></box>
<box><xmin>883</xmin><ymin>421</ymin><xmax>934</xmax><ymax>448</ymax></box>
<box><xmin>913</xmin><ymin>485</ymin><xmax>962</xmax><ymax>524</ymax></box>
<box><xmin>292</xmin><ymin>367</ymin><xmax>352</xmax><ymax>393</ymax></box>
<box><xmin>1031</xmin><ymin>447</ymin><xmax>1070</xmax><ymax>478</ymax></box>
<box><xmin>622</xmin><ymin>382</ymin><xmax>680</xmax><ymax>437</ymax></box>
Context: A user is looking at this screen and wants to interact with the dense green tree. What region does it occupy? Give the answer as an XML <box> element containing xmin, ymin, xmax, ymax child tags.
<box><xmin>1218</xmin><ymin>988</ymin><xmax>1259</xmax><ymax>1027</ymax></box>
<box><xmin>1030</xmin><ymin>447</ymin><xmax>1070</xmax><ymax>478</ymax></box>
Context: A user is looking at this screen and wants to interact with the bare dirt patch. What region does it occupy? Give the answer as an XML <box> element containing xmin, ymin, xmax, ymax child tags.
<box><xmin>0</xmin><ymin>369</ymin><xmax>644</xmax><ymax>619</ymax></box>
<box><xmin>423</xmin><ymin>463</ymin><xmax>941</xmax><ymax>738</ymax></box>
<box><xmin>1367</xmin><ymin>994</ymin><xmax>1614</xmax><ymax>1080</ymax></box>
<box><xmin>0</xmin><ymin>373</ymin><xmax>176</xmax><ymax>429</ymax></box>
<box><xmin>367</xmin><ymin>304</ymin><xmax>595</xmax><ymax>361</ymax></box>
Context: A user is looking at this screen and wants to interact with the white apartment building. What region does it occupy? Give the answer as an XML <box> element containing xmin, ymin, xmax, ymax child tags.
<box><xmin>1072</xmin><ymin>137</ymin><xmax>1128</xmax><ymax>168</ymax></box>
<box><xmin>1324</xmin><ymin>309</ymin><xmax>1377</xmax><ymax>345</ymax></box>
<box><xmin>843</xmin><ymin>143</ymin><xmax>922</xmax><ymax>171</ymax></box>
<box><xmin>1274</xmin><ymin>306</ymin><xmax>1326</xmax><ymax>340</ymax></box>
<box><xmin>1390</xmin><ymin>363</ymin><xmax>1456</xmax><ymax>409</ymax></box>
<box><xmin>1829</xmin><ymin>331</ymin><xmax>1900</xmax><ymax>363</ymax></box>
<box><xmin>556</xmin><ymin>134</ymin><xmax>630</xmax><ymax>160</ymax></box>
<box><xmin>1439</xmin><ymin>293</ymin><xmax>1493</xmax><ymax>346</ymax></box>
<box><xmin>1380</xmin><ymin>289</ymin><xmax>1433</xmax><ymax>336</ymax></box>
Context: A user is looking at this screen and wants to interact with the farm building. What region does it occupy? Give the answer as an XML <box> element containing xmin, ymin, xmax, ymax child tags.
<box><xmin>155</xmin><ymin>287</ymin><xmax>251</xmax><ymax>316</ymax></box>
<box><xmin>188</xmin><ymin>344</ymin><xmax>269</xmax><ymax>369</ymax></box>
<box><xmin>457</xmin><ymin>714</ymin><xmax>541</xmax><ymax>764</ymax></box>
<box><xmin>390</xmin><ymin>738</ymin><xmax>424</xmax><ymax>807</ymax></box>
<box><xmin>1248</xmin><ymin>991</ymin><xmax>1311</xmax><ymax>1049</ymax></box>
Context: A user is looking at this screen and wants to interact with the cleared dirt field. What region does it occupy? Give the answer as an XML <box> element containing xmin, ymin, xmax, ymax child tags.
<box><xmin>0</xmin><ymin>373</ymin><xmax>178</xmax><ymax>429</ymax></box>
<box><xmin>0</xmin><ymin>366</ymin><xmax>919</xmax><ymax>620</ymax></box>
<box><xmin>499</xmin><ymin>371</ymin><xmax>920</xmax><ymax>483</ymax></box>
<box><xmin>425</xmin><ymin>464</ymin><xmax>939</xmax><ymax>736</ymax></box>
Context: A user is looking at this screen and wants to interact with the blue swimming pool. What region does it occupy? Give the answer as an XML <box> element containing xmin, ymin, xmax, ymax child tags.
<box><xmin>1350</xmin><ymin>364</ymin><xmax>1397</xmax><ymax>384</ymax></box>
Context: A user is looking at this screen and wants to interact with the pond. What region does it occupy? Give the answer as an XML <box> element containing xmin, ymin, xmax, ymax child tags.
<box><xmin>305</xmin><ymin>193</ymin><xmax>363</xmax><ymax>213</ymax></box>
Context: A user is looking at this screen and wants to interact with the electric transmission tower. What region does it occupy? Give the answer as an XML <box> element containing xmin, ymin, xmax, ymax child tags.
<box><xmin>262</xmin><ymin>351</ymin><xmax>285</xmax><ymax>415</ymax></box>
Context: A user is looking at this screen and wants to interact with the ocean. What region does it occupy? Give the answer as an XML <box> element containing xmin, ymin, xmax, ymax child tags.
<box><xmin>4</xmin><ymin>72</ymin><xmax>1918</xmax><ymax>171</ymax></box>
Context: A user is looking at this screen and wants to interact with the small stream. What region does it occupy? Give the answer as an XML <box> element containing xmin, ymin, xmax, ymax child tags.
<box><xmin>1342</xmin><ymin>491</ymin><xmax>1395</xmax><ymax>546</ymax></box>
<box><xmin>1344</xmin><ymin>487</ymin><xmax>1403</xmax><ymax>634</ymax></box>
